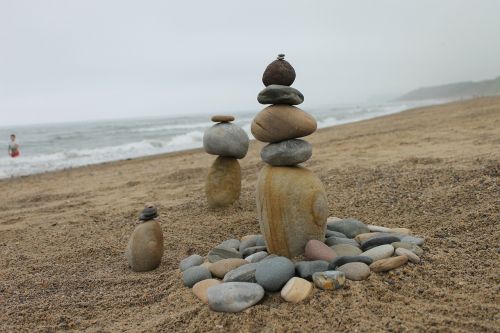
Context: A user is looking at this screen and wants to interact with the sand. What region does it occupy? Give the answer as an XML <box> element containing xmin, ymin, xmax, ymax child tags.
<box><xmin>0</xmin><ymin>97</ymin><xmax>499</xmax><ymax>332</ymax></box>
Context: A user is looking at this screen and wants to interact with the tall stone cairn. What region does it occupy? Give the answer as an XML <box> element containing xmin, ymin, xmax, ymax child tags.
<box><xmin>203</xmin><ymin>115</ymin><xmax>249</xmax><ymax>208</ymax></box>
<box><xmin>252</xmin><ymin>54</ymin><xmax>329</xmax><ymax>258</ymax></box>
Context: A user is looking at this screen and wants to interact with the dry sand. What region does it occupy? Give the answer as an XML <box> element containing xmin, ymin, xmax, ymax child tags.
<box><xmin>0</xmin><ymin>97</ymin><xmax>499</xmax><ymax>332</ymax></box>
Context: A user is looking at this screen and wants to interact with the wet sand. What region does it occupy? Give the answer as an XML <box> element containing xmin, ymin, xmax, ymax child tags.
<box><xmin>1</xmin><ymin>97</ymin><xmax>499</xmax><ymax>332</ymax></box>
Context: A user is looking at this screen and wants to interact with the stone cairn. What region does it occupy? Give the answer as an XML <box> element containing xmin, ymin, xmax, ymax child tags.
<box><xmin>203</xmin><ymin>116</ymin><xmax>249</xmax><ymax>208</ymax></box>
<box><xmin>179</xmin><ymin>218</ymin><xmax>426</xmax><ymax>313</ymax></box>
<box><xmin>252</xmin><ymin>54</ymin><xmax>328</xmax><ymax>258</ymax></box>
<box><xmin>126</xmin><ymin>206</ymin><xmax>164</xmax><ymax>272</ymax></box>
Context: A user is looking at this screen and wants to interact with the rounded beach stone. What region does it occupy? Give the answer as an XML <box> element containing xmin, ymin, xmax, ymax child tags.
<box><xmin>400</xmin><ymin>236</ymin><xmax>425</xmax><ymax>246</ymax></box>
<box><xmin>261</xmin><ymin>139</ymin><xmax>312</xmax><ymax>166</ymax></box>
<box><xmin>337</xmin><ymin>262</ymin><xmax>371</xmax><ymax>281</ymax></box>
<box><xmin>326</xmin><ymin>230</ymin><xmax>347</xmax><ymax>238</ymax></box>
<box><xmin>395</xmin><ymin>248</ymin><xmax>420</xmax><ymax>263</ymax></box>
<box><xmin>330</xmin><ymin>244</ymin><xmax>362</xmax><ymax>257</ymax></box>
<box><xmin>205</xmin><ymin>157</ymin><xmax>241</xmax><ymax>208</ymax></box>
<box><xmin>255</xmin><ymin>235</ymin><xmax>266</xmax><ymax>247</ymax></box>
<box><xmin>207</xmin><ymin>246</ymin><xmax>242</xmax><ymax>263</ymax></box>
<box><xmin>370</xmin><ymin>255</ymin><xmax>408</xmax><ymax>272</ymax></box>
<box><xmin>329</xmin><ymin>255</ymin><xmax>373</xmax><ymax>269</ymax></box>
<box><xmin>281</xmin><ymin>277</ymin><xmax>313</xmax><ymax>303</ymax></box>
<box><xmin>257</xmin><ymin>166</ymin><xmax>328</xmax><ymax>258</ymax></box>
<box><xmin>218</xmin><ymin>239</ymin><xmax>240</xmax><ymax>251</ymax></box>
<box><xmin>304</xmin><ymin>240</ymin><xmax>336</xmax><ymax>262</ymax></box>
<box><xmin>360</xmin><ymin>235</ymin><xmax>400</xmax><ymax>251</ymax></box>
<box><xmin>211</xmin><ymin>115</ymin><xmax>235</xmax><ymax>123</ymax></box>
<box><xmin>255</xmin><ymin>256</ymin><xmax>295</xmax><ymax>292</ymax></box>
<box><xmin>203</xmin><ymin>122</ymin><xmax>249</xmax><ymax>159</ymax></box>
<box><xmin>361</xmin><ymin>244</ymin><xmax>395</xmax><ymax>262</ymax></box>
<box><xmin>207</xmin><ymin>282</ymin><xmax>264</xmax><ymax>313</ymax></box>
<box><xmin>209</xmin><ymin>258</ymin><xmax>248</xmax><ymax>279</ymax></box>
<box><xmin>312</xmin><ymin>271</ymin><xmax>346</xmax><ymax>290</ymax></box>
<box><xmin>239</xmin><ymin>235</ymin><xmax>259</xmax><ymax>252</ymax></box>
<box><xmin>182</xmin><ymin>266</ymin><xmax>212</xmax><ymax>287</ymax></box>
<box><xmin>326</xmin><ymin>218</ymin><xmax>370</xmax><ymax>238</ymax></box>
<box><xmin>355</xmin><ymin>232</ymin><xmax>385</xmax><ymax>243</ymax></box>
<box><xmin>257</xmin><ymin>85</ymin><xmax>304</xmax><ymax>105</ymax></box>
<box><xmin>262</xmin><ymin>55</ymin><xmax>296</xmax><ymax>86</ymax></box>
<box><xmin>391</xmin><ymin>242</ymin><xmax>424</xmax><ymax>256</ymax></box>
<box><xmin>223</xmin><ymin>263</ymin><xmax>258</xmax><ymax>283</ymax></box>
<box><xmin>179</xmin><ymin>254</ymin><xmax>204</xmax><ymax>271</ymax></box>
<box><xmin>251</xmin><ymin>105</ymin><xmax>317</xmax><ymax>143</ymax></box>
<box><xmin>126</xmin><ymin>220</ymin><xmax>163</xmax><ymax>272</ymax></box>
<box><xmin>242</xmin><ymin>246</ymin><xmax>267</xmax><ymax>258</ymax></box>
<box><xmin>367</xmin><ymin>224</ymin><xmax>393</xmax><ymax>233</ymax></box>
<box><xmin>192</xmin><ymin>279</ymin><xmax>221</xmax><ymax>304</ymax></box>
<box><xmin>325</xmin><ymin>237</ymin><xmax>360</xmax><ymax>248</ymax></box>
<box><xmin>245</xmin><ymin>251</ymin><xmax>268</xmax><ymax>263</ymax></box>
<box><xmin>295</xmin><ymin>260</ymin><xmax>329</xmax><ymax>280</ymax></box>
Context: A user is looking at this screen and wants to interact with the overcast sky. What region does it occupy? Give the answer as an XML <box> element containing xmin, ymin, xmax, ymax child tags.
<box><xmin>1</xmin><ymin>0</ymin><xmax>499</xmax><ymax>126</ymax></box>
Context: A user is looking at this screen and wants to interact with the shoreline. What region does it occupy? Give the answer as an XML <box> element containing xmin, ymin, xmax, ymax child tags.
<box><xmin>1</xmin><ymin>96</ymin><xmax>498</xmax><ymax>331</ymax></box>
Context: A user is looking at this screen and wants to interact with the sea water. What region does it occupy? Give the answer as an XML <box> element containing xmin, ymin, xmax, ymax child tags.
<box><xmin>0</xmin><ymin>100</ymin><xmax>441</xmax><ymax>179</ymax></box>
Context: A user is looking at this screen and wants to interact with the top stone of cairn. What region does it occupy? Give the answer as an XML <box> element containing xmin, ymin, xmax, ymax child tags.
<box><xmin>211</xmin><ymin>115</ymin><xmax>235</xmax><ymax>123</ymax></box>
<box><xmin>262</xmin><ymin>54</ymin><xmax>296</xmax><ymax>87</ymax></box>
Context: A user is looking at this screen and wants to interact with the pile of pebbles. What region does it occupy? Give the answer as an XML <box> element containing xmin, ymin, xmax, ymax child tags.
<box><xmin>179</xmin><ymin>217</ymin><xmax>425</xmax><ymax>313</ymax></box>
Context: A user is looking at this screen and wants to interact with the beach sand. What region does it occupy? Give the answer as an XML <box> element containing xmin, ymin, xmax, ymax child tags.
<box><xmin>1</xmin><ymin>97</ymin><xmax>499</xmax><ymax>332</ymax></box>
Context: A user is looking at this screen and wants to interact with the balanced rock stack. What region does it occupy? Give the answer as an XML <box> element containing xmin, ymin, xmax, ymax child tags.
<box><xmin>126</xmin><ymin>206</ymin><xmax>164</xmax><ymax>272</ymax></box>
<box><xmin>203</xmin><ymin>116</ymin><xmax>249</xmax><ymax>208</ymax></box>
<box><xmin>252</xmin><ymin>54</ymin><xmax>328</xmax><ymax>258</ymax></box>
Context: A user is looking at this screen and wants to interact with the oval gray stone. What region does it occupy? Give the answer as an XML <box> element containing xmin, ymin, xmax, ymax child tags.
<box><xmin>245</xmin><ymin>251</ymin><xmax>268</xmax><ymax>263</ymax></box>
<box><xmin>400</xmin><ymin>236</ymin><xmax>425</xmax><ymax>246</ymax></box>
<box><xmin>395</xmin><ymin>248</ymin><xmax>421</xmax><ymax>263</ymax></box>
<box><xmin>326</xmin><ymin>218</ymin><xmax>370</xmax><ymax>238</ymax></box>
<box><xmin>257</xmin><ymin>84</ymin><xmax>304</xmax><ymax>105</ymax></box>
<box><xmin>179</xmin><ymin>254</ymin><xmax>204</xmax><ymax>271</ymax></box>
<box><xmin>242</xmin><ymin>246</ymin><xmax>267</xmax><ymax>258</ymax></box>
<box><xmin>295</xmin><ymin>260</ymin><xmax>329</xmax><ymax>280</ymax></box>
<box><xmin>218</xmin><ymin>239</ymin><xmax>240</xmax><ymax>251</ymax></box>
<box><xmin>208</xmin><ymin>247</ymin><xmax>242</xmax><ymax>263</ymax></box>
<box><xmin>360</xmin><ymin>244</ymin><xmax>395</xmax><ymax>262</ymax></box>
<box><xmin>255</xmin><ymin>256</ymin><xmax>295</xmax><ymax>292</ymax></box>
<box><xmin>392</xmin><ymin>242</ymin><xmax>424</xmax><ymax>256</ymax></box>
<box><xmin>325</xmin><ymin>230</ymin><xmax>347</xmax><ymax>238</ymax></box>
<box><xmin>223</xmin><ymin>263</ymin><xmax>258</xmax><ymax>283</ymax></box>
<box><xmin>337</xmin><ymin>262</ymin><xmax>371</xmax><ymax>281</ymax></box>
<box><xmin>207</xmin><ymin>282</ymin><xmax>265</xmax><ymax>313</ymax></box>
<box><xmin>239</xmin><ymin>236</ymin><xmax>259</xmax><ymax>252</ymax></box>
<box><xmin>360</xmin><ymin>236</ymin><xmax>400</xmax><ymax>251</ymax></box>
<box><xmin>203</xmin><ymin>123</ymin><xmax>249</xmax><ymax>159</ymax></box>
<box><xmin>330</xmin><ymin>244</ymin><xmax>362</xmax><ymax>257</ymax></box>
<box><xmin>182</xmin><ymin>266</ymin><xmax>212</xmax><ymax>287</ymax></box>
<box><xmin>261</xmin><ymin>139</ymin><xmax>312</xmax><ymax>166</ymax></box>
<box><xmin>325</xmin><ymin>237</ymin><xmax>360</xmax><ymax>248</ymax></box>
<box><xmin>329</xmin><ymin>255</ymin><xmax>373</xmax><ymax>269</ymax></box>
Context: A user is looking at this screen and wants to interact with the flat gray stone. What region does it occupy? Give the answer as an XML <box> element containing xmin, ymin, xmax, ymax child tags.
<box><xmin>295</xmin><ymin>260</ymin><xmax>329</xmax><ymax>280</ymax></box>
<box><xmin>330</xmin><ymin>244</ymin><xmax>362</xmax><ymax>257</ymax></box>
<box><xmin>179</xmin><ymin>254</ymin><xmax>204</xmax><ymax>271</ymax></box>
<box><xmin>325</xmin><ymin>237</ymin><xmax>360</xmax><ymax>248</ymax></box>
<box><xmin>245</xmin><ymin>251</ymin><xmax>268</xmax><ymax>263</ymax></box>
<box><xmin>203</xmin><ymin>122</ymin><xmax>249</xmax><ymax>159</ymax></box>
<box><xmin>239</xmin><ymin>236</ymin><xmax>259</xmax><ymax>252</ymax></box>
<box><xmin>325</xmin><ymin>230</ymin><xmax>347</xmax><ymax>238</ymax></box>
<box><xmin>255</xmin><ymin>256</ymin><xmax>295</xmax><ymax>292</ymax></box>
<box><xmin>337</xmin><ymin>262</ymin><xmax>371</xmax><ymax>281</ymax></box>
<box><xmin>218</xmin><ymin>239</ymin><xmax>240</xmax><ymax>251</ymax></box>
<box><xmin>400</xmin><ymin>236</ymin><xmax>425</xmax><ymax>246</ymax></box>
<box><xmin>327</xmin><ymin>218</ymin><xmax>370</xmax><ymax>238</ymax></box>
<box><xmin>182</xmin><ymin>266</ymin><xmax>212</xmax><ymax>287</ymax></box>
<box><xmin>395</xmin><ymin>248</ymin><xmax>421</xmax><ymax>263</ymax></box>
<box><xmin>207</xmin><ymin>282</ymin><xmax>264</xmax><ymax>313</ymax></box>
<box><xmin>360</xmin><ymin>236</ymin><xmax>400</xmax><ymax>251</ymax></box>
<box><xmin>242</xmin><ymin>246</ymin><xmax>267</xmax><ymax>258</ymax></box>
<box><xmin>257</xmin><ymin>84</ymin><xmax>304</xmax><ymax>105</ymax></box>
<box><xmin>360</xmin><ymin>244</ymin><xmax>395</xmax><ymax>262</ymax></box>
<box><xmin>392</xmin><ymin>242</ymin><xmax>424</xmax><ymax>256</ymax></box>
<box><xmin>208</xmin><ymin>247</ymin><xmax>242</xmax><ymax>263</ymax></box>
<box><xmin>255</xmin><ymin>235</ymin><xmax>266</xmax><ymax>247</ymax></box>
<box><xmin>329</xmin><ymin>255</ymin><xmax>374</xmax><ymax>269</ymax></box>
<box><xmin>261</xmin><ymin>139</ymin><xmax>312</xmax><ymax>166</ymax></box>
<box><xmin>223</xmin><ymin>263</ymin><xmax>258</xmax><ymax>282</ymax></box>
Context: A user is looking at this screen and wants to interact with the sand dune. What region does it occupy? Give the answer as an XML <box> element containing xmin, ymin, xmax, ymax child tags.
<box><xmin>0</xmin><ymin>97</ymin><xmax>499</xmax><ymax>332</ymax></box>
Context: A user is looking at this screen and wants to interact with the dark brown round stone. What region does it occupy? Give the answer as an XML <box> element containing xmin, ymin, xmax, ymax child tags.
<box><xmin>211</xmin><ymin>115</ymin><xmax>235</xmax><ymax>123</ymax></box>
<box><xmin>262</xmin><ymin>55</ymin><xmax>296</xmax><ymax>87</ymax></box>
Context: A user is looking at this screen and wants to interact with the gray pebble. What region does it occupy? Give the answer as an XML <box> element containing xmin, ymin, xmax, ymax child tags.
<box><xmin>242</xmin><ymin>246</ymin><xmax>267</xmax><ymax>257</ymax></box>
<box><xmin>223</xmin><ymin>263</ymin><xmax>258</xmax><ymax>283</ymax></box>
<box><xmin>255</xmin><ymin>235</ymin><xmax>266</xmax><ymax>247</ymax></box>
<box><xmin>325</xmin><ymin>230</ymin><xmax>347</xmax><ymax>238</ymax></box>
<box><xmin>295</xmin><ymin>260</ymin><xmax>329</xmax><ymax>280</ymax></box>
<box><xmin>207</xmin><ymin>282</ymin><xmax>265</xmax><ymax>313</ymax></box>
<box><xmin>257</xmin><ymin>84</ymin><xmax>304</xmax><ymax>105</ymax></box>
<box><xmin>182</xmin><ymin>266</ymin><xmax>212</xmax><ymax>287</ymax></box>
<box><xmin>261</xmin><ymin>139</ymin><xmax>312</xmax><ymax>166</ymax></box>
<box><xmin>329</xmin><ymin>255</ymin><xmax>374</xmax><ymax>269</ymax></box>
<box><xmin>400</xmin><ymin>236</ymin><xmax>425</xmax><ymax>246</ymax></box>
<box><xmin>203</xmin><ymin>122</ymin><xmax>249</xmax><ymax>159</ymax></box>
<box><xmin>325</xmin><ymin>237</ymin><xmax>360</xmax><ymax>248</ymax></box>
<box><xmin>208</xmin><ymin>247</ymin><xmax>242</xmax><ymax>263</ymax></box>
<box><xmin>179</xmin><ymin>254</ymin><xmax>204</xmax><ymax>272</ymax></box>
<box><xmin>239</xmin><ymin>236</ymin><xmax>258</xmax><ymax>252</ymax></box>
<box><xmin>218</xmin><ymin>239</ymin><xmax>240</xmax><ymax>251</ymax></box>
<box><xmin>245</xmin><ymin>251</ymin><xmax>268</xmax><ymax>263</ymax></box>
<box><xmin>360</xmin><ymin>235</ymin><xmax>400</xmax><ymax>251</ymax></box>
<box><xmin>255</xmin><ymin>256</ymin><xmax>295</xmax><ymax>292</ymax></box>
<box><xmin>326</xmin><ymin>218</ymin><xmax>370</xmax><ymax>238</ymax></box>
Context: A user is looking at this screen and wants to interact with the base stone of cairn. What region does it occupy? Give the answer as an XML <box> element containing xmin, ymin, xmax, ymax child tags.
<box><xmin>203</xmin><ymin>115</ymin><xmax>249</xmax><ymax>208</ymax></box>
<box><xmin>253</xmin><ymin>54</ymin><xmax>328</xmax><ymax>258</ymax></box>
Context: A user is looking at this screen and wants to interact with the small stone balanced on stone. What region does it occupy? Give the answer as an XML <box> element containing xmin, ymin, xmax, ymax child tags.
<box><xmin>126</xmin><ymin>206</ymin><xmax>164</xmax><ymax>272</ymax></box>
<box><xmin>253</xmin><ymin>54</ymin><xmax>329</xmax><ymax>258</ymax></box>
<box><xmin>203</xmin><ymin>115</ymin><xmax>249</xmax><ymax>208</ymax></box>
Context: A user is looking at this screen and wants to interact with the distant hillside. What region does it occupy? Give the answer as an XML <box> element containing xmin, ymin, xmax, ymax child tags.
<box><xmin>396</xmin><ymin>76</ymin><xmax>500</xmax><ymax>101</ymax></box>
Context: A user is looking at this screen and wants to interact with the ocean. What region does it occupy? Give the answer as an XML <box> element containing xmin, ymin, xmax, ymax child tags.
<box><xmin>0</xmin><ymin>100</ymin><xmax>440</xmax><ymax>179</ymax></box>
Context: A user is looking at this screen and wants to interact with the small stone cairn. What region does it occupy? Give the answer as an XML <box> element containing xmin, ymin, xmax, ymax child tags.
<box><xmin>179</xmin><ymin>218</ymin><xmax>426</xmax><ymax>313</ymax></box>
<box><xmin>126</xmin><ymin>206</ymin><xmax>164</xmax><ymax>272</ymax></box>
<box><xmin>252</xmin><ymin>54</ymin><xmax>328</xmax><ymax>258</ymax></box>
<box><xmin>203</xmin><ymin>115</ymin><xmax>249</xmax><ymax>208</ymax></box>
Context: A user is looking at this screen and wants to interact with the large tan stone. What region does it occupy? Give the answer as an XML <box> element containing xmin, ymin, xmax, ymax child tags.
<box><xmin>205</xmin><ymin>156</ymin><xmax>241</xmax><ymax>208</ymax></box>
<box><xmin>256</xmin><ymin>165</ymin><xmax>328</xmax><ymax>258</ymax></box>
<box><xmin>251</xmin><ymin>105</ymin><xmax>317</xmax><ymax>143</ymax></box>
<box><xmin>126</xmin><ymin>220</ymin><xmax>163</xmax><ymax>272</ymax></box>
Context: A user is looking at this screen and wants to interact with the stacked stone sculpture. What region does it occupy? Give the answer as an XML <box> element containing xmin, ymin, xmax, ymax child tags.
<box><xmin>252</xmin><ymin>54</ymin><xmax>328</xmax><ymax>258</ymax></box>
<box><xmin>203</xmin><ymin>116</ymin><xmax>249</xmax><ymax>208</ymax></box>
<box><xmin>126</xmin><ymin>206</ymin><xmax>164</xmax><ymax>272</ymax></box>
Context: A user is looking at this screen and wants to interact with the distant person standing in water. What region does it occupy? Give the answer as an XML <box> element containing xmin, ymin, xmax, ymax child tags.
<box><xmin>8</xmin><ymin>134</ymin><xmax>20</xmax><ymax>158</ymax></box>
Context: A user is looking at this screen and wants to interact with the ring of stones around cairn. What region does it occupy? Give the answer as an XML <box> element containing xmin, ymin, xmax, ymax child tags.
<box><xmin>139</xmin><ymin>206</ymin><xmax>158</xmax><ymax>221</ymax></box>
